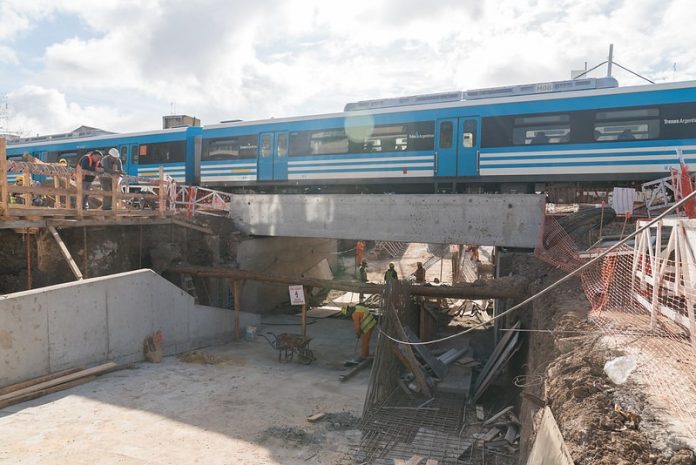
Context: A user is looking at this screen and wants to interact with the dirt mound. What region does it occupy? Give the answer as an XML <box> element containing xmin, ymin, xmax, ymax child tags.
<box><xmin>177</xmin><ymin>351</ymin><xmax>227</xmax><ymax>365</ymax></box>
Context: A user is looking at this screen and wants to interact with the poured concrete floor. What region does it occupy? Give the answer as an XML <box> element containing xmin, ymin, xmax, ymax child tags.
<box><xmin>0</xmin><ymin>317</ymin><xmax>369</xmax><ymax>465</ymax></box>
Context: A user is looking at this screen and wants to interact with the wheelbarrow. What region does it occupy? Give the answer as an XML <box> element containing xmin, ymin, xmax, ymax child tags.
<box><xmin>261</xmin><ymin>332</ymin><xmax>316</xmax><ymax>364</ymax></box>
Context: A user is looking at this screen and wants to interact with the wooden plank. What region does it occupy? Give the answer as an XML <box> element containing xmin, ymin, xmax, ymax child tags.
<box><xmin>10</xmin><ymin>185</ymin><xmax>76</xmax><ymax>196</ymax></box>
<box><xmin>171</xmin><ymin>219</ymin><xmax>214</xmax><ymax>235</ymax></box>
<box><xmin>0</xmin><ymin>368</ymin><xmax>82</xmax><ymax>396</ymax></box>
<box><xmin>483</xmin><ymin>406</ymin><xmax>514</xmax><ymax>426</ymax></box>
<box><xmin>482</xmin><ymin>427</ymin><xmax>501</xmax><ymax>442</ymax></box>
<box><xmin>76</xmin><ymin>165</ymin><xmax>83</xmax><ymax>219</ymax></box>
<box><xmin>472</xmin><ymin>332</ymin><xmax>520</xmax><ymax>402</ymax></box>
<box><xmin>339</xmin><ymin>357</ymin><xmax>372</xmax><ymax>382</ymax></box>
<box><xmin>476</xmin><ymin>320</ymin><xmax>520</xmax><ymax>384</ymax></box>
<box><xmin>306</xmin><ymin>412</ymin><xmax>326</xmax><ymax>422</ymax></box>
<box><xmin>0</xmin><ymin>375</ymin><xmax>97</xmax><ymax>409</ymax></box>
<box><xmin>47</xmin><ymin>225</ymin><xmax>83</xmax><ymax>280</ymax></box>
<box><xmin>403</xmin><ymin>326</ymin><xmax>447</xmax><ymax>379</ymax></box>
<box><xmin>0</xmin><ymin>362</ymin><xmax>117</xmax><ymax>403</ymax></box>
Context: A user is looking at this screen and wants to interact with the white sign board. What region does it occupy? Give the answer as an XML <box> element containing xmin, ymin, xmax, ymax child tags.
<box><xmin>288</xmin><ymin>285</ymin><xmax>306</xmax><ymax>305</ymax></box>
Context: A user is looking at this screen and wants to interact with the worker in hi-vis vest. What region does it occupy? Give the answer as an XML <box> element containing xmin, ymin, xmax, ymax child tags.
<box><xmin>342</xmin><ymin>304</ymin><xmax>377</xmax><ymax>360</ymax></box>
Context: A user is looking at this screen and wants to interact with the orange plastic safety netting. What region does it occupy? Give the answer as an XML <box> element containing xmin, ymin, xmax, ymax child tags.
<box><xmin>536</xmin><ymin>214</ymin><xmax>696</xmax><ymax>441</ymax></box>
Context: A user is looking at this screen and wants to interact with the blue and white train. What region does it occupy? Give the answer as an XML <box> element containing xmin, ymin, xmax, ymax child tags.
<box><xmin>7</xmin><ymin>77</ymin><xmax>696</xmax><ymax>195</ymax></box>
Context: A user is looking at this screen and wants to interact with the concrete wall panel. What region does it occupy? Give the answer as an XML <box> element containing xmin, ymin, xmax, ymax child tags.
<box><xmin>47</xmin><ymin>285</ymin><xmax>108</xmax><ymax>371</ymax></box>
<box><xmin>106</xmin><ymin>277</ymin><xmax>155</xmax><ymax>362</ymax></box>
<box><xmin>0</xmin><ymin>298</ymin><xmax>50</xmax><ymax>386</ymax></box>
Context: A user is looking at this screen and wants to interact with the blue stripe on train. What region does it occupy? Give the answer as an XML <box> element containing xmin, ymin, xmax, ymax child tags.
<box><xmin>481</xmin><ymin>150</ymin><xmax>696</xmax><ymax>162</ymax></box>
<box><xmin>481</xmin><ymin>157</ymin><xmax>696</xmax><ymax>169</ymax></box>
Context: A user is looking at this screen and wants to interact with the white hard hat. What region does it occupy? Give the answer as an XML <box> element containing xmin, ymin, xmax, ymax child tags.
<box><xmin>108</xmin><ymin>148</ymin><xmax>120</xmax><ymax>158</ymax></box>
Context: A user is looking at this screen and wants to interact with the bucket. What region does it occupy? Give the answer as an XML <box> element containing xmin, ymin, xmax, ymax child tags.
<box><xmin>245</xmin><ymin>326</ymin><xmax>257</xmax><ymax>341</ymax></box>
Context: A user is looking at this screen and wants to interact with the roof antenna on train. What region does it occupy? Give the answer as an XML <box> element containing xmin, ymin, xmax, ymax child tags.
<box><xmin>572</xmin><ymin>44</ymin><xmax>655</xmax><ymax>84</ymax></box>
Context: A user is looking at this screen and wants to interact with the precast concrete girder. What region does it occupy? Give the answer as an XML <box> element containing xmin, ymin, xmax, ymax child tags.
<box><xmin>229</xmin><ymin>194</ymin><xmax>544</xmax><ymax>248</ymax></box>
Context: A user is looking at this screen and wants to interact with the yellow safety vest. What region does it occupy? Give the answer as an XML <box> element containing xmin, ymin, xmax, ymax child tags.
<box><xmin>355</xmin><ymin>305</ymin><xmax>376</xmax><ymax>334</ymax></box>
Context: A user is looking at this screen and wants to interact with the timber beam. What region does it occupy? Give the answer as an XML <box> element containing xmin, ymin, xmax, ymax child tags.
<box><xmin>170</xmin><ymin>265</ymin><xmax>529</xmax><ymax>300</ymax></box>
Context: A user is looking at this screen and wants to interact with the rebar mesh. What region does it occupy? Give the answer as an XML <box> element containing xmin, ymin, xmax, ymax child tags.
<box><xmin>342</xmin><ymin>281</ymin><xmax>517</xmax><ymax>465</ymax></box>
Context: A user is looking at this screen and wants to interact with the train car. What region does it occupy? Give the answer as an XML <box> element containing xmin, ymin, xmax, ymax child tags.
<box><xmin>198</xmin><ymin>77</ymin><xmax>696</xmax><ymax>194</ymax></box>
<box><xmin>6</xmin><ymin>127</ymin><xmax>200</xmax><ymax>184</ymax></box>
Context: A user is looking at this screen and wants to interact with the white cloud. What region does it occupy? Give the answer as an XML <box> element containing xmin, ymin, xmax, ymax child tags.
<box><xmin>6</xmin><ymin>85</ymin><xmax>132</xmax><ymax>136</ymax></box>
<box><xmin>0</xmin><ymin>45</ymin><xmax>17</xmax><ymax>64</ymax></box>
<box><xmin>2</xmin><ymin>0</ymin><xmax>696</xmax><ymax>135</ymax></box>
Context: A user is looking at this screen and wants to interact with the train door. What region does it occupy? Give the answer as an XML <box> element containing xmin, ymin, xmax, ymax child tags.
<box><xmin>458</xmin><ymin>117</ymin><xmax>480</xmax><ymax>176</ymax></box>
<box><xmin>128</xmin><ymin>144</ymin><xmax>140</xmax><ymax>177</ymax></box>
<box><xmin>436</xmin><ymin>119</ymin><xmax>458</xmax><ymax>177</ymax></box>
<box><xmin>119</xmin><ymin>144</ymin><xmax>129</xmax><ymax>175</ymax></box>
<box><xmin>257</xmin><ymin>132</ymin><xmax>275</xmax><ymax>181</ymax></box>
<box><xmin>274</xmin><ymin>132</ymin><xmax>289</xmax><ymax>180</ymax></box>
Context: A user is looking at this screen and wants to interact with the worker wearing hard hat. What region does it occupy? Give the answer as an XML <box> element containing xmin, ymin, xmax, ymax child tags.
<box><xmin>99</xmin><ymin>148</ymin><xmax>124</xmax><ymax>210</ymax></box>
<box><xmin>384</xmin><ymin>262</ymin><xmax>398</xmax><ymax>283</ymax></box>
<box><xmin>342</xmin><ymin>304</ymin><xmax>376</xmax><ymax>360</ymax></box>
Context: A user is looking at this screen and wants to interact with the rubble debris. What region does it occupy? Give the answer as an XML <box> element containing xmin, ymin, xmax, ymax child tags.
<box><xmin>323</xmin><ymin>412</ymin><xmax>361</xmax><ymax>430</ymax></box>
<box><xmin>259</xmin><ymin>426</ymin><xmax>322</xmax><ymax>446</ymax></box>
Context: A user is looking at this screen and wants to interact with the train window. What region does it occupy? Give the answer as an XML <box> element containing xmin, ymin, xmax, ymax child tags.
<box><xmin>513</xmin><ymin>113</ymin><xmax>570</xmax><ymax>145</ymax></box>
<box><xmin>310</xmin><ymin>129</ymin><xmax>348</xmax><ymax>155</ymax></box>
<box><xmin>513</xmin><ymin>126</ymin><xmax>570</xmax><ymax>145</ymax></box>
<box><xmin>439</xmin><ymin>122</ymin><xmax>453</xmax><ymax>149</ymax></box>
<box><xmin>277</xmin><ymin>133</ymin><xmax>288</xmax><ymax>157</ymax></box>
<box><xmin>593</xmin><ymin>107</ymin><xmax>659</xmax><ymax>141</ymax></box>
<box><xmin>462</xmin><ymin>119</ymin><xmax>477</xmax><ymax>148</ymax></box>
<box><xmin>202</xmin><ymin>135</ymin><xmax>257</xmax><ymax>160</ymax></box>
<box><xmin>289</xmin><ymin>121</ymin><xmax>434</xmax><ymax>156</ymax></box>
<box><xmin>138</xmin><ymin>141</ymin><xmax>186</xmax><ymax>165</ymax></box>
<box><xmin>119</xmin><ymin>145</ymin><xmax>128</xmax><ymax>164</ymax></box>
<box><xmin>260</xmin><ymin>134</ymin><xmax>272</xmax><ymax>157</ymax></box>
<box><xmin>594</xmin><ymin>120</ymin><xmax>659</xmax><ymax>141</ymax></box>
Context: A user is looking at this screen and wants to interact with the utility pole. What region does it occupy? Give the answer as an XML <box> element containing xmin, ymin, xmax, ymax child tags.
<box><xmin>607</xmin><ymin>43</ymin><xmax>614</xmax><ymax>77</ymax></box>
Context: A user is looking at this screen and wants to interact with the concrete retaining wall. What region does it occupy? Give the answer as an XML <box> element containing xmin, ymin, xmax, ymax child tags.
<box><xmin>236</xmin><ymin>237</ymin><xmax>338</xmax><ymax>312</ymax></box>
<box><xmin>0</xmin><ymin>269</ymin><xmax>259</xmax><ymax>386</ymax></box>
<box><xmin>526</xmin><ymin>407</ymin><xmax>574</xmax><ymax>465</ymax></box>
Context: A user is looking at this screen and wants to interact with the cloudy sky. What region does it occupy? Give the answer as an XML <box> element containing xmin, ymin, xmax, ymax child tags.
<box><xmin>1</xmin><ymin>0</ymin><xmax>695</xmax><ymax>137</ymax></box>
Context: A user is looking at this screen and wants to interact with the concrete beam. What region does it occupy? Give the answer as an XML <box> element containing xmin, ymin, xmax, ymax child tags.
<box><xmin>229</xmin><ymin>194</ymin><xmax>544</xmax><ymax>248</ymax></box>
